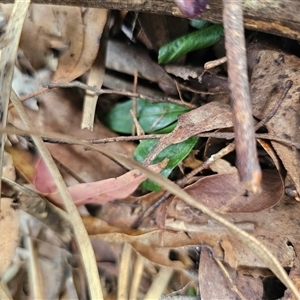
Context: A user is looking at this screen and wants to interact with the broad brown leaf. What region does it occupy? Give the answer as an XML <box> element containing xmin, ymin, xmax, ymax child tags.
<box><xmin>172</xmin><ymin>169</ymin><xmax>283</xmax><ymax>213</ymax></box>
<box><xmin>250</xmin><ymin>50</ymin><xmax>300</xmax><ymax>198</ymax></box>
<box><xmin>198</xmin><ymin>247</ymin><xmax>263</xmax><ymax>300</ymax></box>
<box><xmin>106</xmin><ymin>40</ymin><xmax>177</xmax><ymax>94</ymax></box>
<box><xmin>53</xmin><ymin>8</ymin><xmax>108</xmax><ymax>82</ymax></box>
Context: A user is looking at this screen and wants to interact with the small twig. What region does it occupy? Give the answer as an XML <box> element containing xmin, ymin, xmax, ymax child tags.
<box><xmin>43</xmin><ymin>81</ymin><xmax>196</xmax><ymax>108</ymax></box>
<box><xmin>8</xmin><ymin>87</ymin><xmax>51</xmax><ymax>110</ymax></box>
<box><xmin>52</xmin><ymin>156</ymin><xmax>86</xmax><ymax>184</ymax></box>
<box><xmin>29</xmin><ymin>132</ymin><xmax>299</xmax><ymax>149</ymax></box>
<box><xmin>223</xmin><ymin>0</ymin><xmax>261</xmax><ymax>193</ymax></box>
<box><xmin>198</xmin><ymin>132</ymin><xmax>300</xmax><ymax>149</ymax></box>
<box><xmin>177</xmin><ymin>81</ymin><xmax>228</xmax><ymax>95</ymax></box>
<box><xmin>204</xmin><ymin>56</ymin><xmax>227</xmax><ymax>70</ymax></box>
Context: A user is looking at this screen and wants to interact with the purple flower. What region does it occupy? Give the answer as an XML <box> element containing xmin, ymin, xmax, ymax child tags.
<box><xmin>175</xmin><ymin>0</ymin><xmax>209</xmax><ymax>17</ymax></box>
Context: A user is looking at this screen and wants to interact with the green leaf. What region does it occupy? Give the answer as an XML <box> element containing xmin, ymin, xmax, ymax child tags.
<box><xmin>104</xmin><ymin>99</ymin><xmax>189</xmax><ymax>134</ymax></box>
<box><xmin>158</xmin><ymin>24</ymin><xmax>224</xmax><ymax>64</ymax></box>
<box><xmin>189</xmin><ymin>19</ymin><xmax>212</xmax><ymax>30</ymax></box>
<box><xmin>154</xmin><ymin>122</ymin><xmax>177</xmax><ymax>134</ymax></box>
<box><xmin>134</xmin><ymin>137</ymin><xmax>198</xmax><ymax>191</ymax></box>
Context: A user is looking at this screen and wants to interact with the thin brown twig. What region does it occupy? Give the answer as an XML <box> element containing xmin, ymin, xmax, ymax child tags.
<box><xmin>27</xmin><ymin>132</ymin><xmax>299</xmax><ymax>149</ymax></box>
<box><xmin>52</xmin><ymin>156</ymin><xmax>86</xmax><ymax>184</ymax></box>
<box><xmin>8</xmin><ymin>87</ymin><xmax>53</xmax><ymax>110</ymax></box>
<box><xmin>223</xmin><ymin>0</ymin><xmax>261</xmax><ymax>193</ymax></box>
<box><xmin>43</xmin><ymin>81</ymin><xmax>196</xmax><ymax>108</ymax></box>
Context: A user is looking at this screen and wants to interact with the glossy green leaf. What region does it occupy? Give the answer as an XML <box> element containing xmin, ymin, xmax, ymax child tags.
<box><xmin>189</xmin><ymin>19</ymin><xmax>211</xmax><ymax>30</ymax></box>
<box><xmin>134</xmin><ymin>137</ymin><xmax>198</xmax><ymax>191</ymax></box>
<box><xmin>158</xmin><ymin>24</ymin><xmax>224</xmax><ymax>64</ymax></box>
<box><xmin>104</xmin><ymin>98</ymin><xmax>189</xmax><ymax>134</ymax></box>
<box><xmin>154</xmin><ymin>122</ymin><xmax>177</xmax><ymax>134</ymax></box>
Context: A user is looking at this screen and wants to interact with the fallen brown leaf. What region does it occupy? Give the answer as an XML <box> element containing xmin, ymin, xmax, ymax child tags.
<box><xmin>198</xmin><ymin>246</ymin><xmax>263</xmax><ymax>299</ymax></box>
<box><xmin>172</xmin><ymin>169</ymin><xmax>283</xmax><ymax>213</ymax></box>
<box><xmin>144</xmin><ymin>101</ymin><xmax>233</xmax><ymax>164</ymax></box>
<box><xmin>251</xmin><ymin>50</ymin><xmax>300</xmax><ymax>198</ymax></box>
<box><xmin>106</xmin><ymin>40</ymin><xmax>177</xmax><ymax>94</ymax></box>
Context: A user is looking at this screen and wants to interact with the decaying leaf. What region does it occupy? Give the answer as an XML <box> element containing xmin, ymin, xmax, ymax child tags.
<box><xmin>1</xmin><ymin>5</ymin><xmax>108</xmax><ymax>82</ymax></box>
<box><xmin>33</xmin><ymin>157</ymin><xmax>168</xmax><ymax>206</ymax></box>
<box><xmin>198</xmin><ymin>247</ymin><xmax>263</xmax><ymax>299</ymax></box>
<box><xmin>106</xmin><ymin>40</ymin><xmax>177</xmax><ymax>94</ymax></box>
<box><xmin>84</xmin><ymin>216</ymin><xmax>198</xmax><ymax>269</ymax></box>
<box><xmin>250</xmin><ymin>50</ymin><xmax>300</xmax><ymax>198</ymax></box>
<box><xmin>165</xmin><ymin>197</ymin><xmax>295</xmax><ymax>273</ymax></box>
<box><xmin>172</xmin><ymin>169</ymin><xmax>283</xmax><ymax>213</ymax></box>
<box><xmin>54</xmin><ymin>8</ymin><xmax>108</xmax><ymax>83</ymax></box>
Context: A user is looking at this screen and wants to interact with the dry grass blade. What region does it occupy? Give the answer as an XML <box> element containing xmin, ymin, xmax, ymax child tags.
<box><xmin>214</xmin><ymin>258</ymin><xmax>246</xmax><ymax>300</ymax></box>
<box><xmin>81</xmin><ymin>9</ymin><xmax>108</xmax><ymax>130</ymax></box>
<box><xmin>24</xmin><ymin>224</ymin><xmax>45</xmax><ymax>299</ymax></box>
<box><xmin>144</xmin><ymin>267</ymin><xmax>173</xmax><ymax>300</ymax></box>
<box><xmin>1</xmin><ymin>124</ymin><xmax>300</xmax><ymax>298</ymax></box>
<box><xmin>118</xmin><ymin>243</ymin><xmax>132</xmax><ymax>300</ymax></box>
<box><xmin>130</xmin><ymin>253</ymin><xmax>145</xmax><ymax>300</ymax></box>
<box><xmin>0</xmin><ymin>282</ymin><xmax>13</xmax><ymax>300</ymax></box>
<box><xmin>0</xmin><ymin>0</ymin><xmax>30</xmax><ymax>194</ymax></box>
<box><xmin>9</xmin><ymin>89</ymin><xmax>104</xmax><ymax>299</ymax></box>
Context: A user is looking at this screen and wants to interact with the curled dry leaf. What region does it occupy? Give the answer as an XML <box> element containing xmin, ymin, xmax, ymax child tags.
<box><xmin>53</xmin><ymin>8</ymin><xmax>108</xmax><ymax>82</ymax></box>
<box><xmin>84</xmin><ymin>216</ymin><xmax>200</xmax><ymax>269</ymax></box>
<box><xmin>250</xmin><ymin>50</ymin><xmax>300</xmax><ymax>198</ymax></box>
<box><xmin>144</xmin><ymin>101</ymin><xmax>233</xmax><ymax>164</ymax></box>
<box><xmin>0</xmin><ymin>198</ymin><xmax>19</xmax><ymax>278</ymax></box>
<box><xmin>172</xmin><ymin>169</ymin><xmax>283</xmax><ymax>213</ymax></box>
<box><xmin>34</xmin><ymin>157</ymin><xmax>168</xmax><ymax>206</ymax></box>
<box><xmin>1</xmin><ymin>5</ymin><xmax>108</xmax><ymax>82</ymax></box>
